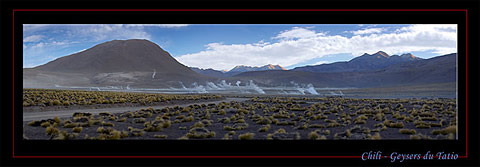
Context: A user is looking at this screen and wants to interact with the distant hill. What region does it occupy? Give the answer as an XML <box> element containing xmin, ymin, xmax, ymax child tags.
<box><xmin>190</xmin><ymin>64</ymin><xmax>287</xmax><ymax>77</ymax></box>
<box><xmin>24</xmin><ymin>39</ymin><xmax>210</xmax><ymax>88</ymax></box>
<box><xmin>232</xmin><ymin>53</ymin><xmax>456</xmax><ymax>88</ymax></box>
<box><xmin>190</xmin><ymin>67</ymin><xmax>226</xmax><ymax>78</ymax></box>
<box><xmin>224</xmin><ymin>64</ymin><xmax>286</xmax><ymax>77</ymax></box>
<box><xmin>293</xmin><ymin>51</ymin><xmax>423</xmax><ymax>73</ymax></box>
<box><xmin>23</xmin><ymin>39</ymin><xmax>456</xmax><ymax>90</ymax></box>
<box><xmin>36</xmin><ymin>39</ymin><xmax>198</xmax><ymax>75</ymax></box>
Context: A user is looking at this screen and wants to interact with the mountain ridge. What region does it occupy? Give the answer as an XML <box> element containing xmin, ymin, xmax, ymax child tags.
<box><xmin>293</xmin><ymin>51</ymin><xmax>423</xmax><ymax>73</ymax></box>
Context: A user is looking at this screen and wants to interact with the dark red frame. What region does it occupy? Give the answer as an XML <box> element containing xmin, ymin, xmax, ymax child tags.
<box><xmin>13</xmin><ymin>9</ymin><xmax>468</xmax><ymax>159</ymax></box>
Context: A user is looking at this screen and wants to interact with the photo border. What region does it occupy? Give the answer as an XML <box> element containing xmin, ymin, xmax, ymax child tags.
<box><xmin>13</xmin><ymin>8</ymin><xmax>468</xmax><ymax>159</ymax></box>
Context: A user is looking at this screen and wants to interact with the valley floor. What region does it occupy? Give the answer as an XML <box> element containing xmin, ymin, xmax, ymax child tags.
<box><xmin>23</xmin><ymin>94</ymin><xmax>457</xmax><ymax>140</ymax></box>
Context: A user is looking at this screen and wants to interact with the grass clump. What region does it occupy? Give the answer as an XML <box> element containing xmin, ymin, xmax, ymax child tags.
<box><xmin>53</xmin><ymin>116</ymin><xmax>62</xmax><ymax>124</ymax></box>
<box><xmin>371</xmin><ymin>133</ymin><xmax>382</xmax><ymax>140</ymax></box>
<box><xmin>308</xmin><ymin>131</ymin><xmax>320</xmax><ymax>140</ymax></box>
<box><xmin>154</xmin><ymin>134</ymin><xmax>168</xmax><ymax>139</ymax></box>
<box><xmin>116</xmin><ymin>118</ymin><xmax>127</xmax><ymax>122</ymax></box>
<box><xmin>40</xmin><ymin>121</ymin><xmax>51</xmax><ymax>127</ymax></box>
<box><xmin>182</xmin><ymin>116</ymin><xmax>194</xmax><ymax>122</ymax></box>
<box><xmin>238</xmin><ymin>133</ymin><xmax>255</xmax><ymax>140</ymax></box>
<box><xmin>186</xmin><ymin>127</ymin><xmax>216</xmax><ymax>139</ymax></box>
<box><xmin>399</xmin><ymin>129</ymin><xmax>416</xmax><ymax>135</ymax></box>
<box><xmin>308</xmin><ymin>124</ymin><xmax>326</xmax><ymax>128</ymax></box>
<box><xmin>384</xmin><ymin>120</ymin><xmax>404</xmax><ymax>128</ymax></box>
<box><xmin>258</xmin><ymin>124</ymin><xmax>271</xmax><ymax>132</ymax></box>
<box><xmin>134</xmin><ymin>118</ymin><xmax>146</xmax><ymax>123</ymax></box>
<box><xmin>72</xmin><ymin>127</ymin><xmax>83</xmax><ymax>133</ymax></box>
<box><xmin>431</xmin><ymin>126</ymin><xmax>456</xmax><ymax>135</ymax></box>
<box><xmin>102</xmin><ymin>121</ymin><xmax>115</xmax><ymax>127</ymax></box>
<box><xmin>127</xmin><ymin>127</ymin><xmax>145</xmax><ymax>137</ymax></box>
<box><xmin>53</xmin><ymin>131</ymin><xmax>78</xmax><ymax>140</ymax></box>
<box><xmin>46</xmin><ymin>126</ymin><xmax>60</xmax><ymax>135</ymax></box>
<box><xmin>63</xmin><ymin>122</ymin><xmax>79</xmax><ymax>128</ymax></box>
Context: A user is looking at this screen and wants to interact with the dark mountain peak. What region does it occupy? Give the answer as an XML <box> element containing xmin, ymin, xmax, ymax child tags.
<box><xmin>373</xmin><ymin>51</ymin><xmax>390</xmax><ymax>58</ymax></box>
<box><xmin>400</xmin><ymin>53</ymin><xmax>416</xmax><ymax>59</ymax></box>
<box><xmin>35</xmin><ymin>39</ymin><xmax>196</xmax><ymax>74</ymax></box>
<box><xmin>265</xmin><ymin>64</ymin><xmax>287</xmax><ymax>70</ymax></box>
<box><xmin>230</xmin><ymin>64</ymin><xmax>286</xmax><ymax>72</ymax></box>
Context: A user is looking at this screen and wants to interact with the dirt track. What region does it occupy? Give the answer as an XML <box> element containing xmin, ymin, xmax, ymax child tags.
<box><xmin>23</xmin><ymin>98</ymin><xmax>248</xmax><ymax>122</ymax></box>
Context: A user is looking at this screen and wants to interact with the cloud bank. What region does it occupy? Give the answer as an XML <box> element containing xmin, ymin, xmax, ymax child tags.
<box><xmin>176</xmin><ymin>24</ymin><xmax>457</xmax><ymax>70</ymax></box>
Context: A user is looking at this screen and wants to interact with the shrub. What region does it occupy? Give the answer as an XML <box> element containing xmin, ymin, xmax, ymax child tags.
<box><xmin>182</xmin><ymin>116</ymin><xmax>194</xmax><ymax>122</ymax></box>
<box><xmin>120</xmin><ymin>131</ymin><xmax>129</xmax><ymax>138</ymax></box>
<box><xmin>415</xmin><ymin>123</ymin><xmax>431</xmax><ymax>129</ymax></box>
<box><xmin>144</xmin><ymin>124</ymin><xmax>162</xmax><ymax>132</ymax></box>
<box><xmin>370</xmin><ymin>133</ymin><xmax>381</xmax><ymax>140</ymax></box>
<box><xmin>134</xmin><ymin>118</ymin><xmax>146</xmax><ymax>123</ymax></box>
<box><xmin>53</xmin><ymin>116</ymin><xmax>62</xmax><ymax>124</ymax></box>
<box><xmin>266</xmin><ymin>133</ymin><xmax>273</xmax><ymax>140</ymax></box>
<box><xmin>218</xmin><ymin>117</ymin><xmax>231</xmax><ymax>124</ymax></box>
<box><xmin>102</xmin><ymin>121</ymin><xmax>115</xmax><ymax>127</ymax></box>
<box><xmin>27</xmin><ymin>120</ymin><xmax>38</xmax><ymax>126</ymax></box>
<box><xmin>308</xmin><ymin>124</ymin><xmax>326</xmax><ymax>128</ymax></box>
<box><xmin>275</xmin><ymin>128</ymin><xmax>287</xmax><ymax>134</ymax></box>
<box><xmin>399</xmin><ymin>129</ymin><xmax>416</xmax><ymax>135</ymax></box>
<box><xmin>154</xmin><ymin>134</ymin><xmax>168</xmax><ymax>139</ymax></box>
<box><xmin>162</xmin><ymin>120</ymin><xmax>172</xmax><ymax>128</ymax></box>
<box><xmin>385</xmin><ymin>120</ymin><xmax>404</xmax><ymax>128</ymax></box>
<box><xmin>323</xmin><ymin>130</ymin><xmax>331</xmax><ymax>136</ymax></box>
<box><xmin>238</xmin><ymin>133</ymin><xmax>255</xmax><ymax>140</ymax></box>
<box><xmin>258</xmin><ymin>124</ymin><xmax>271</xmax><ymax>132</ymax></box>
<box><xmin>354</xmin><ymin>120</ymin><xmax>366</xmax><ymax>124</ymax></box>
<box><xmin>52</xmin><ymin>100</ymin><xmax>61</xmax><ymax>106</ymax></box>
<box><xmin>46</xmin><ymin>126</ymin><xmax>60</xmax><ymax>135</ymax></box>
<box><xmin>218</xmin><ymin>109</ymin><xmax>226</xmax><ymax>115</ymax></box>
<box><xmin>40</xmin><ymin>122</ymin><xmax>51</xmax><ymax>128</ymax></box>
<box><xmin>327</xmin><ymin>122</ymin><xmax>340</xmax><ymax>128</ymax></box>
<box><xmin>320</xmin><ymin>135</ymin><xmax>327</xmax><ymax>140</ymax></box>
<box><xmin>223</xmin><ymin>134</ymin><xmax>230</xmax><ymax>140</ymax></box>
<box><xmin>410</xmin><ymin>134</ymin><xmax>423</xmax><ymax>140</ymax></box>
<box><xmin>308</xmin><ymin>131</ymin><xmax>320</xmax><ymax>140</ymax></box>
<box><xmin>72</xmin><ymin>127</ymin><xmax>83</xmax><ymax>133</ymax></box>
<box><xmin>128</xmin><ymin>128</ymin><xmax>145</xmax><ymax>137</ymax></box>
<box><xmin>63</xmin><ymin>122</ymin><xmax>79</xmax><ymax>128</ymax></box>
<box><xmin>116</xmin><ymin>118</ymin><xmax>127</xmax><ymax>122</ymax></box>
<box><xmin>228</xmin><ymin>131</ymin><xmax>236</xmax><ymax>135</ymax></box>
<box><xmin>223</xmin><ymin>125</ymin><xmax>235</xmax><ymax>131</ymax></box>
<box><xmin>54</xmin><ymin>131</ymin><xmax>78</xmax><ymax>140</ymax></box>
<box><xmin>432</xmin><ymin>126</ymin><xmax>456</xmax><ymax>135</ymax></box>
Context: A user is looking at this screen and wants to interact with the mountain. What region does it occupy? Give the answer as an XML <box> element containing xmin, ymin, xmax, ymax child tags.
<box><xmin>24</xmin><ymin>39</ymin><xmax>210</xmax><ymax>88</ymax></box>
<box><xmin>232</xmin><ymin>53</ymin><xmax>456</xmax><ymax>88</ymax></box>
<box><xmin>190</xmin><ymin>67</ymin><xmax>226</xmax><ymax>78</ymax></box>
<box><xmin>224</xmin><ymin>64</ymin><xmax>286</xmax><ymax>77</ymax></box>
<box><xmin>293</xmin><ymin>51</ymin><xmax>423</xmax><ymax>73</ymax></box>
<box><xmin>36</xmin><ymin>39</ymin><xmax>197</xmax><ymax>74</ymax></box>
<box><xmin>190</xmin><ymin>64</ymin><xmax>287</xmax><ymax>78</ymax></box>
<box><xmin>229</xmin><ymin>64</ymin><xmax>286</xmax><ymax>73</ymax></box>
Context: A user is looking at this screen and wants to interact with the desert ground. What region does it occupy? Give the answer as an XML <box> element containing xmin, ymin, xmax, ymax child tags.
<box><xmin>22</xmin><ymin>88</ymin><xmax>457</xmax><ymax>140</ymax></box>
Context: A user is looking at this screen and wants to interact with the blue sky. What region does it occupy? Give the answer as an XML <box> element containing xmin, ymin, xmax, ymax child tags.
<box><xmin>23</xmin><ymin>24</ymin><xmax>457</xmax><ymax>70</ymax></box>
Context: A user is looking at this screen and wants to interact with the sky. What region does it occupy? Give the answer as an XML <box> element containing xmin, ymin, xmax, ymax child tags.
<box><xmin>23</xmin><ymin>24</ymin><xmax>457</xmax><ymax>70</ymax></box>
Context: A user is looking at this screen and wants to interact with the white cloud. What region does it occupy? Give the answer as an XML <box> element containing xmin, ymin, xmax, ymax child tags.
<box><xmin>23</xmin><ymin>35</ymin><xmax>44</xmax><ymax>42</ymax></box>
<box><xmin>314</xmin><ymin>61</ymin><xmax>330</xmax><ymax>65</ymax></box>
<box><xmin>74</xmin><ymin>24</ymin><xmax>151</xmax><ymax>41</ymax></box>
<box><xmin>176</xmin><ymin>24</ymin><xmax>457</xmax><ymax>70</ymax></box>
<box><xmin>273</xmin><ymin>27</ymin><xmax>324</xmax><ymax>40</ymax></box>
<box><xmin>125</xmin><ymin>24</ymin><xmax>189</xmax><ymax>28</ymax></box>
<box><xmin>349</xmin><ymin>28</ymin><xmax>384</xmax><ymax>35</ymax></box>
